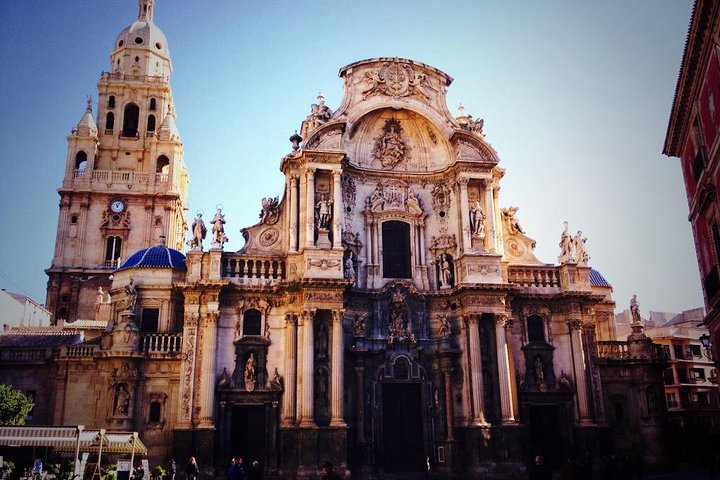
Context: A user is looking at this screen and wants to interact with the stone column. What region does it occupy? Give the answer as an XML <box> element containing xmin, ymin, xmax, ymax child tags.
<box><xmin>495</xmin><ymin>314</ymin><xmax>516</xmax><ymax>424</ymax></box>
<box><xmin>355</xmin><ymin>366</ymin><xmax>365</xmax><ymax>443</ymax></box>
<box><xmin>569</xmin><ymin>319</ymin><xmax>593</xmax><ymax>425</ymax></box>
<box><xmin>484</xmin><ymin>180</ymin><xmax>497</xmax><ymax>253</ymax></box>
<box><xmin>492</xmin><ymin>182</ymin><xmax>503</xmax><ymax>256</ymax></box>
<box><xmin>177</xmin><ymin>312</ymin><xmax>199</xmax><ymax>428</ymax></box>
<box><xmin>418</xmin><ymin>223</ymin><xmax>426</xmax><ymax>265</ymax></box>
<box><xmin>330</xmin><ymin>309</ymin><xmax>346</xmax><ymax>426</ymax></box>
<box><xmin>458</xmin><ymin>177</ymin><xmax>471</xmax><ymax>253</ymax></box>
<box><xmin>443</xmin><ymin>367</ymin><xmax>455</xmax><ymax>440</ymax></box>
<box><xmin>298</xmin><ymin>309</ymin><xmax>317</xmax><ymax>427</ymax></box>
<box><xmin>365</xmin><ymin>219</ymin><xmax>373</xmax><ymax>264</ymax></box>
<box><xmin>289</xmin><ymin>177</ymin><xmax>298</xmax><ymax>253</ymax></box>
<box><xmin>281</xmin><ymin>313</ymin><xmax>298</xmax><ymax>426</ymax></box>
<box><xmin>467</xmin><ymin>315</ymin><xmax>487</xmax><ymax>425</ymax></box>
<box><xmin>305</xmin><ymin>169</ymin><xmax>316</xmax><ymax>248</ymax></box>
<box><xmin>332</xmin><ymin>170</ymin><xmax>342</xmax><ymax>248</ymax></box>
<box><xmin>197</xmin><ymin>311</ymin><xmax>219</xmax><ymax>428</ymax></box>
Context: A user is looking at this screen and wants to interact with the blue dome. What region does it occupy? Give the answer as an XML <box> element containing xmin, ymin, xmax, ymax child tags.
<box><xmin>117</xmin><ymin>244</ymin><xmax>186</xmax><ymax>271</ymax></box>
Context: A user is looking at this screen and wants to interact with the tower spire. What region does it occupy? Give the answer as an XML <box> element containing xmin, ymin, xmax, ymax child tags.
<box><xmin>138</xmin><ymin>0</ymin><xmax>155</xmax><ymax>22</ymax></box>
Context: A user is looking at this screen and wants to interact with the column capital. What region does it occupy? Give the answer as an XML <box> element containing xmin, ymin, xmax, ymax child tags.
<box><xmin>567</xmin><ymin>319</ymin><xmax>584</xmax><ymax>331</ymax></box>
<box><xmin>300</xmin><ymin>308</ymin><xmax>317</xmax><ymax>324</ymax></box>
<box><xmin>457</xmin><ymin>177</ymin><xmax>469</xmax><ymax>187</ymax></box>
<box><xmin>495</xmin><ymin>313</ymin><xmax>513</xmax><ymax>329</ymax></box>
<box><xmin>305</xmin><ymin>167</ymin><xmax>316</xmax><ymax>177</ymax></box>
<box><xmin>284</xmin><ymin>312</ymin><xmax>297</xmax><ymax>326</ymax></box>
<box><xmin>332</xmin><ymin>309</ymin><xmax>346</xmax><ymax>324</ymax></box>
<box><xmin>464</xmin><ymin>314</ymin><xmax>479</xmax><ymax>326</ymax></box>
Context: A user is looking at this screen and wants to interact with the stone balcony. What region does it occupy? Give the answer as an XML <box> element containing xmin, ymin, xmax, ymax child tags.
<box><xmin>67</xmin><ymin>169</ymin><xmax>170</xmax><ymax>192</ymax></box>
<box><xmin>222</xmin><ymin>253</ymin><xmax>286</xmax><ymax>286</ymax></box>
<box><xmin>99</xmin><ymin>71</ymin><xmax>168</xmax><ymax>85</ymax></box>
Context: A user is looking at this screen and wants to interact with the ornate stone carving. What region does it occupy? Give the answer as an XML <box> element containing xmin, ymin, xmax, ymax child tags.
<box><xmin>259</xmin><ymin>196</ymin><xmax>280</xmax><ymax>225</ymax></box>
<box><xmin>211</xmin><ymin>208</ymin><xmax>228</xmax><ymax>247</ymax></box>
<box><xmin>431</xmin><ymin>182</ymin><xmax>452</xmax><ymax>212</ymax></box>
<box><xmin>388</xmin><ymin>291</ymin><xmax>415</xmax><ymax>345</ymax></box>
<box><xmin>467</xmin><ymin>263</ymin><xmax>499</xmax><ymax>276</ymax></box>
<box><xmin>361</xmin><ymin>62</ymin><xmax>430</xmax><ymax>101</ymax></box>
<box><xmin>244</xmin><ymin>353</ymin><xmax>257</xmax><ymax>392</ymax></box>
<box><xmin>258</xmin><ymin>227</ymin><xmax>280</xmax><ymax>247</ymax></box>
<box><xmin>305</xmin><ymin>92</ymin><xmax>333</xmax><ymax>131</ymax></box>
<box><xmin>308</xmin><ymin>258</ymin><xmax>342</xmax><ymax>270</ymax></box>
<box><xmin>181</xmin><ymin>326</ymin><xmax>197</xmax><ymax>420</ymax></box>
<box><xmin>371</xmin><ymin>119</ymin><xmax>410</xmax><ymax>169</ymax></box>
<box><xmin>353</xmin><ymin>313</ymin><xmax>367</xmax><ymax>337</ymax></box>
<box><xmin>438</xmin><ymin>315</ymin><xmax>451</xmax><ymax>339</ymax></box>
<box><xmin>429</xmin><ymin>234</ymin><xmax>457</xmax><ymax>252</ymax></box>
<box><xmin>101</xmin><ymin>209</ymin><xmax>131</xmax><ymax>229</ymax></box>
<box><xmin>341</xmin><ymin>174</ymin><xmax>356</xmax><ymax>210</ymax></box>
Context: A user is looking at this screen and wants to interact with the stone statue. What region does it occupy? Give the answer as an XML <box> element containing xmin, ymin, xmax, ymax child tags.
<box><xmin>437</xmin><ymin>253</ymin><xmax>454</xmax><ymax>288</ymax></box>
<box><xmin>189</xmin><ymin>213</ymin><xmax>206</xmax><ymax>251</ymax></box>
<box><xmin>501</xmin><ymin>206</ymin><xmax>524</xmax><ymax>234</ymax></box>
<box><xmin>123</xmin><ymin>278</ymin><xmax>137</xmax><ymax>311</ymax></box>
<box><xmin>259</xmin><ymin>196</ymin><xmax>280</xmax><ymax>224</ymax></box>
<box><xmin>244</xmin><ymin>353</ymin><xmax>257</xmax><ymax>391</ymax></box>
<box><xmin>369</xmin><ymin>184</ymin><xmax>385</xmax><ymax>212</ymax></box>
<box><xmin>315</xmin><ymin>195</ymin><xmax>333</xmax><ymax>230</ymax></box>
<box><xmin>372</xmin><ymin>119</ymin><xmax>408</xmax><ymax>169</ymax></box>
<box><xmin>353</xmin><ymin>314</ymin><xmax>366</xmax><ymax>337</ymax></box>
<box><xmin>218</xmin><ymin>367</ymin><xmax>230</xmax><ymax>388</ymax></box>
<box><xmin>438</xmin><ymin>316</ymin><xmax>451</xmax><ymax>339</ymax></box>
<box><xmin>96</xmin><ymin>286</ymin><xmax>107</xmax><ymax>305</ymax></box>
<box><xmin>406</xmin><ymin>190</ymin><xmax>422</xmax><ymax>215</ymax></box>
<box><xmin>344</xmin><ymin>253</ymin><xmax>356</xmax><ymax>280</ymax></box>
<box><xmin>308</xmin><ymin>92</ymin><xmax>332</xmax><ymax>128</ymax></box>
<box><xmin>630</xmin><ymin>295</ymin><xmax>641</xmax><ymax>324</ymax></box>
<box><xmin>211</xmin><ymin>208</ymin><xmax>228</xmax><ymax>247</ymax></box>
<box><xmin>573</xmin><ymin>231</ymin><xmax>589</xmax><ymax>264</ymax></box>
<box><xmin>534</xmin><ymin>356</ymin><xmax>545</xmax><ymax>384</ymax></box>
<box><xmin>114</xmin><ymin>384</ymin><xmax>130</xmax><ymax>415</ymax></box>
<box><xmin>469</xmin><ymin>200</ymin><xmax>485</xmax><ymax>237</ymax></box>
<box><xmin>558</xmin><ymin>221</ymin><xmax>573</xmax><ymax>263</ymax></box>
<box><xmin>270</xmin><ymin>368</ymin><xmax>283</xmax><ymax>390</ymax></box>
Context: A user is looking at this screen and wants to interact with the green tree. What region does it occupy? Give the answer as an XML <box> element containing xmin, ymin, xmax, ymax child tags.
<box><xmin>0</xmin><ymin>384</ymin><xmax>34</xmax><ymax>425</ymax></box>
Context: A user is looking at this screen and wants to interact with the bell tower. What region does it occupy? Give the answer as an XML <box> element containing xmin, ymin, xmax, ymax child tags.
<box><xmin>45</xmin><ymin>0</ymin><xmax>188</xmax><ymax>324</ymax></box>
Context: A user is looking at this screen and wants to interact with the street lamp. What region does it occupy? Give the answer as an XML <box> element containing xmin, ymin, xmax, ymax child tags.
<box><xmin>699</xmin><ymin>333</ymin><xmax>718</xmax><ymax>384</ymax></box>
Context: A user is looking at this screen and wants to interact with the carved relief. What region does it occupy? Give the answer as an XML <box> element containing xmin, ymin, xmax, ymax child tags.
<box><xmin>308</xmin><ymin>258</ymin><xmax>342</xmax><ymax>270</ymax></box>
<box><xmin>353</xmin><ymin>313</ymin><xmax>367</xmax><ymax>337</ymax></box>
<box><xmin>366</xmin><ymin>180</ymin><xmax>423</xmax><ymax>215</ymax></box>
<box><xmin>501</xmin><ymin>206</ymin><xmax>524</xmax><ymax>235</ymax></box>
<box><xmin>101</xmin><ymin>209</ymin><xmax>131</xmax><ymax>229</ymax></box>
<box><xmin>181</xmin><ymin>326</ymin><xmax>197</xmax><ymax>420</ymax></box>
<box><xmin>388</xmin><ymin>291</ymin><xmax>415</xmax><ymax>345</ymax></box>
<box><xmin>431</xmin><ymin>182</ymin><xmax>452</xmax><ymax>212</ymax></box>
<box><xmin>362</xmin><ymin>62</ymin><xmax>430</xmax><ymax>101</ymax></box>
<box><xmin>371</xmin><ymin>119</ymin><xmax>410</xmax><ymax>169</ymax></box>
<box><xmin>341</xmin><ymin>174</ymin><xmax>356</xmax><ymax>209</ymax></box>
<box><xmin>258</xmin><ymin>227</ymin><xmax>280</xmax><ymax>247</ymax></box>
<box><xmin>467</xmin><ymin>264</ymin><xmax>499</xmax><ymax>276</ymax></box>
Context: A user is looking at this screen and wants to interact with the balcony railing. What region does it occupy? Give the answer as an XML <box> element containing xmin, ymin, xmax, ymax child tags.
<box><xmin>508</xmin><ymin>266</ymin><xmax>561</xmax><ymax>288</ymax></box>
<box><xmin>141</xmin><ymin>333</ymin><xmax>183</xmax><ymax>354</ymax></box>
<box><xmin>0</xmin><ymin>349</ymin><xmax>50</xmax><ymax>362</ymax></box>
<box><xmin>222</xmin><ymin>254</ymin><xmax>286</xmax><ymax>284</ymax></box>
<box><xmin>100</xmin><ymin>71</ymin><xmax>168</xmax><ymax>84</ymax></box>
<box><xmin>71</xmin><ymin>169</ymin><xmax>170</xmax><ymax>190</ymax></box>
<box><xmin>597</xmin><ymin>341</ymin><xmax>630</xmax><ymax>359</ymax></box>
<box><xmin>63</xmin><ymin>345</ymin><xmax>98</xmax><ymax>358</ymax></box>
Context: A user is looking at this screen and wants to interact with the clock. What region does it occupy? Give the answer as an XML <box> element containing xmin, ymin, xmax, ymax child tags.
<box><xmin>110</xmin><ymin>200</ymin><xmax>125</xmax><ymax>213</ymax></box>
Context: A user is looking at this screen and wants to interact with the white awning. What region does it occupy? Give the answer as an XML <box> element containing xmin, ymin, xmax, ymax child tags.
<box><xmin>0</xmin><ymin>426</ymin><xmax>147</xmax><ymax>455</ymax></box>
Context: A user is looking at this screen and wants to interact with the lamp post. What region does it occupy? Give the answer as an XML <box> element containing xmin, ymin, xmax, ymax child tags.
<box><xmin>699</xmin><ymin>333</ymin><xmax>718</xmax><ymax>384</ymax></box>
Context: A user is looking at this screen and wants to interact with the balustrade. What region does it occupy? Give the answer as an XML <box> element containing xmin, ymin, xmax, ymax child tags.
<box><xmin>63</xmin><ymin>345</ymin><xmax>97</xmax><ymax>358</ymax></box>
<box><xmin>508</xmin><ymin>266</ymin><xmax>561</xmax><ymax>288</ymax></box>
<box><xmin>597</xmin><ymin>341</ymin><xmax>630</xmax><ymax>359</ymax></box>
<box><xmin>142</xmin><ymin>333</ymin><xmax>183</xmax><ymax>353</ymax></box>
<box><xmin>222</xmin><ymin>254</ymin><xmax>286</xmax><ymax>283</ymax></box>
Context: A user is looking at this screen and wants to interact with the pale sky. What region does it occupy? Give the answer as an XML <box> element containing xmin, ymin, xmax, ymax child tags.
<box><xmin>0</xmin><ymin>1</ymin><xmax>701</xmax><ymax>317</ymax></box>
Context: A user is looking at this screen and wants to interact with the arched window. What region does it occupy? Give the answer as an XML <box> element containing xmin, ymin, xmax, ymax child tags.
<box><xmin>243</xmin><ymin>309</ymin><xmax>262</xmax><ymax>336</ymax></box>
<box><xmin>382</xmin><ymin>221</ymin><xmax>411</xmax><ymax>278</ymax></box>
<box><xmin>108</xmin><ymin>95</ymin><xmax>116</xmax><ymax>108</ymax></box>
<box><xmin>122</xmin><ymin>103</ymin><xmax>140</xmax><ymax>137</ymax></box>
<box><xmin>106</xmin><ymin>112</ymin><xmax>115</xmax><ymax>131</ymax></box>
<box><xmin>149</xmin><ymin>98</ymin><xmax>157</xmax><ymax>110</ymax></box>
<box><xmin>394</xmin><ymin>357</ymin><xmax>410</xmax><ymax>380</ymax></box>
<box><xmin>147</xmin><ymin>114</ymin><xmax>156</xmax><ymax>132</ymax></box>
<box><xmin>70</xmin><ymin>214</ymin><xmax>79</xmax><ymax>224</ymax></box>
<box><xmin>527</xmin><ymin>315</ymin><xmax>545</xmax><ymax>343</ymax></box>
<box><xmin>156</xmin><ymin>155</ymin><xmax>170</xmax><ymax>174</ymax></box>
<box><xmin>149</xmin><ymin>401</ymin><xmax>161</xmax><ymax>423</ymax></box>
<box><xmin>105</xmin><ymin>236</ymin><xmax>122</xmax><ymax>267</ymax></box>
<box><xmin>74</xmin><ymin>151</ymin><xmax>87</xmax><ymax>177</ymax></box>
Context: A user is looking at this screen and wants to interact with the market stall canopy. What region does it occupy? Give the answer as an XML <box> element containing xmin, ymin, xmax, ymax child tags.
<box><xmin>0</xmin><ymin>426</ymin><xmax>147</xmax><ymax>455</ymax></box>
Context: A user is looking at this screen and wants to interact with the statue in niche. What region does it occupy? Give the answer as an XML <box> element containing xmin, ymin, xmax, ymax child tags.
<box><xmin>218</xmin><ymin>367</ymin><xmax>230</xmax><ymax>388</ymax></box>
<box><xmin>573</xmin><ymin>231</ymin><xmax>589</xmax><ymax>264</ymax></box>
<box><xmin>270</xmin><ymin>368</ymin><xmax>283</xmax><ymax>390</ymax></box>
<box><xmin>123</xmin><ymin>278</ymin><xmax>137</xmax><ymax>311</ymax></box>
<box><xmin>315</xmin><ymin>194</ymin><xmax>333</xmax><ymax>230</ymax></box>
<box><xmin>469</xmin><ymin>200</ymin><xmax>485</xmax><ymax>237</ymax></box>
<box><xmin>114</xmin><ymin>384</ymin><xmax>130</xmax><ymax>415</ymax></box>
<box><xmin>438</xmin><ymin>316</ymin><xmax>451</xmax><ymax>339</ymax></box>
<box><xmin>353</xmin><ymin>314</ymin><xmax>366</xmax><ymax>337</ymax></box>
<box><xmin>259</xmin><ymin>196</ymin><xmax>280</xmax><ymax>225</ymax></box>
<box><xmin>371</xmin><ymin>119</ymin><xmax>409</xmax><ymax>169</ymax></box>
<box><xmin>316</xmin><ymin>322</ymin><xmax>328</xmax><ymax>359</ymax></box>
<box><xmin>244</xmin><ymin>353</ymin><xmax>257</xmax><ymax>391</ymax></box>
<box><xmin>188</xmin><ymin>213</ymin><xmax>206</xmax><ymax>251</ymax></box>
<box><xmin>211</xmin><ymin>207</ymin><xmax>228</xmax><ymax>247</ymax></box>
<box><xmin>534</xmin><ymin>356</ymin><xmax>545</xmax><ymax>385</ymax></box>
<box><xmin>344</xmin><ymin>252</ymin><xmax>356</xmax><ymax>280</ymax></box>
<box><xmin>558</xmin><ymin>221</ymin><xmax>573</xmax><ymax>264</ymax></box>
<box><xmin>436</xmin><ymin>253</ymin><xmax>454</xmax><ymax>289</ymax></box>
<box><xmin>316</xmin><ymin>368</ymin><xmax>328</xmax><ymax>404</ymax></box>
<box><xmin>501</xmin><ymin>206</ymin><xmax>524</xmax><ymax>234</ymax></box>
<box><xmin>388</xmin><ymin>292</ymin><xmax>415</xmax><ymax>344</ymax></box>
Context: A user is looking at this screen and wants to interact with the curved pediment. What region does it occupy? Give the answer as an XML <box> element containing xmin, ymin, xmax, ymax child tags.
<box><xmin>450</xmin><ymin>130</ymin><xmax>499</xmax><ymax>165</ymax></box>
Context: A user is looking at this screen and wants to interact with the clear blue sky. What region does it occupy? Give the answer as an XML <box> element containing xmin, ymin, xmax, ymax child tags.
<box><xmin>0</xmin><ymin>1</ymin><xmax>700</xmax><ymax>316</ymax></box>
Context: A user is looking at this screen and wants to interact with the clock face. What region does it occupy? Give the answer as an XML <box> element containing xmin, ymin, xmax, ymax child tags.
<box><xmin>110</xmin><ymin>200</ymin><xmax>125</xmax><ymax>213</ymax></box>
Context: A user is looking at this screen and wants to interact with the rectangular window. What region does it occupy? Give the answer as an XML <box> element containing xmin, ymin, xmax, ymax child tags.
<box><xmin>673</xmin><ymin>344</ymin><xmax>685</xmax><ymax>360</ymax></box>
<box><xmin>690</xmin><ymin>368</ymin><xmax>706</xmax><ymax>380</ymax></box>
<box><xmin>663</xmin><ymin>367</ymin><xmax>675</xmax><ymax>385</ymax></box>
<box><xmin>666</xmin><ymin>393</ymin><xmax>678</xmax><ymax>409</ymax></box>
<box><xmin>677</xmin><ymin>368</ymin><xmax>689</xmax><ymax>383</ymax></box>
<box><xmin>695</xmin><ymin>392</ymin><xmax>710</xmax><ymax>405</ymax></box>
<box><xmin>105</xmin><ymin>236</ymin><xmax>122</xmax><ymax>267</ymax></box>
<box><xmin>687</xmin><ymin>344</ymin><xmax>702</xmax><ymax>357</ymax></box>
<box><xmin>141</xmin><ymin>308</ymin><xmax>159</xmax><ymax>333</ymax></box>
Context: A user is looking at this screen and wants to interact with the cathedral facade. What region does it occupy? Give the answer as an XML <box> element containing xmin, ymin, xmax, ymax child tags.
<box><xmin>1</xmin><ymin>2</ymin><xmax>672</xmax><ymax>479</ymax></box>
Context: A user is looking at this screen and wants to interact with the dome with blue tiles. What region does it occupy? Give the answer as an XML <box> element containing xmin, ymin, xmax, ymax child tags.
<box><xmin>116</xmin><ymin>244</ymin><xmax>186</xmax><ymax>271</ymax></box>
<box><xmin>590</xmin><ymin>268</ymin><xmax>611</xmax><ymax>287</ymax></box>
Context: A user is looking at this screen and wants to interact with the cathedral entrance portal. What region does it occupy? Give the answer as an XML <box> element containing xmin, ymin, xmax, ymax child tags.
<box><xmin>381</xmin><ymin>383</ymin><xmax>425</xmax><ymax>472</ymax></box>
<box><xmin>230</xmin><ymin>405</ymin><xmax>266</xmax><ymax>466</ymax></box>
<box><xmin>528</xmin><ymin>404</ymin><xmax>562</xmax><ymax>469</ymax></box>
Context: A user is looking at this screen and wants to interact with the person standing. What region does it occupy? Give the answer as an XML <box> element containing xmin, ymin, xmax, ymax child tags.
<box><xmin>168</xmin><ymin>459</ymin><xmax>176</xmax><ymax>480</ymax></box>
<box><xmin>185</xmin><ymin>457</ymin><xmax>199</xmax><ymax>480</ymax></box>
<box><xmin>528</xmin><ymin>455</ymin><xmax>552</xmax><ymax>480</ymax></box>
